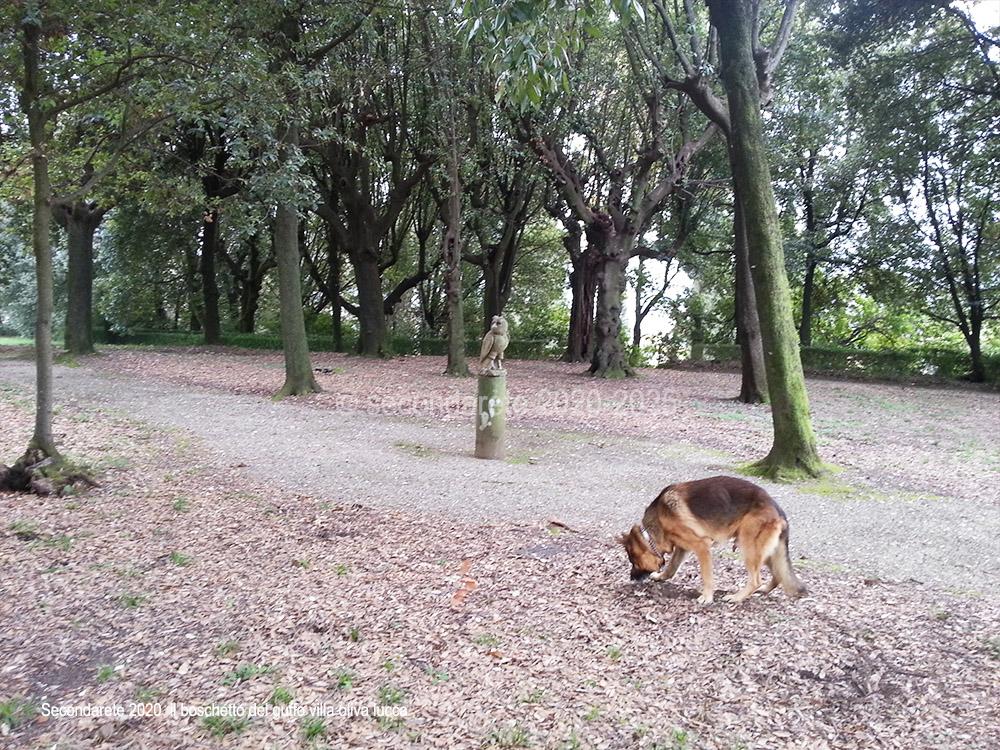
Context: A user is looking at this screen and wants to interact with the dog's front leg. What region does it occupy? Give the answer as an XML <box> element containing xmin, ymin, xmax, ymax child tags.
<box><xmin>650</xmin><ymin>548</ymin><xmax>688</xmax><ymax>581</ymax></box>
<box><xmin>693</xmin><ymin>544</ymin><xmax>715</xmax><ymax>604</ymax></box>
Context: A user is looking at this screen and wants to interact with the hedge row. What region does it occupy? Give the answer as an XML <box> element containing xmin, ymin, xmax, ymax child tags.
<box><xmin>699</xmin><ymin>343</ymin><xmax>999</xmax><ymax>383</ymax></box>
<box><xmin>96</xmin><ymin>329</ymin><xmax>996</xmax><ymax>383</ymax></box>
<box><xmin>99</xmin><ymin>329</ymin><xmax>562</xmax><ymax>359</ymax></box>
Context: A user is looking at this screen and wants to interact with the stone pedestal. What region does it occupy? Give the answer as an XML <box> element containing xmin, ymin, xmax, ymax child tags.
<box><xmin>475</xmin><ymin>371</ymin><xmax>506</xmax><ymax>460</ymax></box>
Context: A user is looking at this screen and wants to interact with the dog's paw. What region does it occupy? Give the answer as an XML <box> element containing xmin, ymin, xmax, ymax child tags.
<box><xmin>722</xmin><ymin>592</ymin><xmax>746</xmax><ymax>604</ymax></box>
<box><xmin>649</xmin><ymin>571</ymin><xmax>665</xmax><ymax>582</ymax></box>
<box><xmin>696</xmin><ymin>592</ymin><xmax>714</xmax><ymax>605</ymax></box>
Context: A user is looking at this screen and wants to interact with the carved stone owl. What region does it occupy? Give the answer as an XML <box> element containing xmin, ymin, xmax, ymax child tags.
<box><xmin>479</xmin><ymin>315</ymin><xmax>510</xmax><ymax>374</ymax></box>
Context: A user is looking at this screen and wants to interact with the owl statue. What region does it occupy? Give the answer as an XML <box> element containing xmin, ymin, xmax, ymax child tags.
<box><xmin>479</xmin><ymin>315</ymin><xmax>510</xmax><ymax>375</ymax></box>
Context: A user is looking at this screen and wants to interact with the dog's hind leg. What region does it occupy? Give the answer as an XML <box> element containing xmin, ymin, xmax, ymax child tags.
<box><xmin>725</xmin><ymin>521</ymin><xmax>781</xmax><ymax>604</ymax></box>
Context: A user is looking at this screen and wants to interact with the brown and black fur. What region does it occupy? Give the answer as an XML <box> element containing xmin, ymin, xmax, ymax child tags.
<box><xmin>618</xmin><ymin>476</ymin><xmax>806</xmax><ymax>605</ymax></box>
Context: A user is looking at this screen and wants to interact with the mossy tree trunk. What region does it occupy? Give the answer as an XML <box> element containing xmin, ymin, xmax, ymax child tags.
<box><xmin>732</xmin><ymin>179</ymin><xmax>768</xmax><ymax>404</ymax></box>
<box><xmin>22</xmin><ymin>17</ymin><xmax>59</xmax><ymax>458</ymax></box>
<box><xmin>273</xmin><ymin>124</ymin><xmax>319</xmax><ymax>398</ymax></box>
<box><xmin>708</xmin><ymin>0</ymin><xmax>823</xmax><ymax>478</ymax></box>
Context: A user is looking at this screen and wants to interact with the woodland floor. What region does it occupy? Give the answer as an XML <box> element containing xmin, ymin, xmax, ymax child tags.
<box><xmin>0</xmin><ymin>346</ymin><xmax>998</xmax><ymax>749</ymax></box>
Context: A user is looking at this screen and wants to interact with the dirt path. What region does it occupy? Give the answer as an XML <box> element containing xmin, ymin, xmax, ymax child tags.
<box><xmin>0</xmin><ymin>356</ymin><xmax>997</xmax><ymax>595</ymax></box>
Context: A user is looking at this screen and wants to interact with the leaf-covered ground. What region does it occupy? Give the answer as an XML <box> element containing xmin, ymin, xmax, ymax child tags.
<box><xmin>1</xmin><ymin>356</ymin><xmax>998</xmax><ymax>749</ymax></box>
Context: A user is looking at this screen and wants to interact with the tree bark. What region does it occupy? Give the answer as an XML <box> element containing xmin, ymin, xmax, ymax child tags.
<box><xmin>21</xmin><ymin>19</ymin><xmax>58</xmax><ymax>458</ymax></box>
<box><xmin>235</xmin><ymin>234</ymin><xmax>271</xmax><ymax>334</ymax></box>
<box><xmin>564</xmin><ymin>229</ymin><xmax>598</xmax><ymax>363</ymax></box>
<box><xmin>732</xmin><ymin>182</ymin><xmax>768</xmax><ymax>403</ymax></box>
<box><xmin>799</xmin><ymin>152</ymin><xmax>818</xmax><ymax>348</ymax></box>
<box><xmin>442</xmin><ymin>140</ymin><xmax>469</xmax><ymax>376</ymax></box>
<box><xmin>799</xmin><ymin>253</ymin><xmax>816</xmax><ymax>348</ymax></box>
<box><xmin>709</xmin><ymin>0</ymin><xmax>823</xmax><ymax>478</ymax></box>
<box><xmin>273</xmin><ymin>124</ymin><xmax>319</xmax><ymax>397</ymax></box>
<box><xmin>200</xmin><ymin>209</ymin><xmax>222</xmax><ymax>344</ymax></box>
<box><xmin>351</xmin><ymin>250</ymin><xmax>388</xmax><ymax>357</ymax></box>
<box><xmin>588</xmin><ymin>225</ymin><xmax>634</xmax><ymax>378</ymax></box>
<box><xmin>55</xmin><ymin>201</ymin><xmax>104</xmax><ymax>355</ymax></box>
<box><xmin>632</xmin><ymin>258</ymin><xmax>645</xmax><ymax>356</ymax></box>
<box><xmin>326</xmin><ymin>223</ymin><xmax>344</xmax><ymax>352</ymax></box>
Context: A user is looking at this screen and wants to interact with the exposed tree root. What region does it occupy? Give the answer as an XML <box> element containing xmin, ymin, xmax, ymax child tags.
<box><xmin>0</xmin><ymin>449</ymin><xmax>99</xmax><ymax>496</ymax></box>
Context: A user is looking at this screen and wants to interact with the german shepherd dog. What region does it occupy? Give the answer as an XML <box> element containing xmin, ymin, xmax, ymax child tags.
<box><xmin>618</xmin><ymin>476</ymin><xmax>806</xmax><ymax>605</ymax></box>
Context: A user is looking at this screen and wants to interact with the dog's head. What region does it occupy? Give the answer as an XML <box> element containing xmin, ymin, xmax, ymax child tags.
<box><xmin>617</xmin><ymin>524</ymin><xmax>671</xmax><ymax>581</ymax></box>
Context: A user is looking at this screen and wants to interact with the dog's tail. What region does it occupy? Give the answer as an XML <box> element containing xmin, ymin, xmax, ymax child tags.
<box><xmin>769</xmin><ymin>522</ymin><xmax>807</xmax><ymax>597</ymax></box>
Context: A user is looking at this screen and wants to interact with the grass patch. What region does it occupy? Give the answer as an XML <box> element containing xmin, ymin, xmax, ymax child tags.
<box><xmin>118</xmin><ymin>592</ymin><xmax>146</xmax><ymax>609</ymax></box>
<box><xmin>201</xmin><ymin>714</ymin><xmax>249</xmax><ymax>737</ymax></box>
<box><xmin>347</xmin><ymin>626</ymin><xmax>361</xmax><ymax>642</ymax></box>
<box><xmin>520</xmin><ymin>688</ymin><xmax>544</xmax><ymax>704</ymax></box>
<box><xmin>168</xmin><ymin>551</ymin><xmax>192</xmax><ymax>567</ymax></box>
<box><xmin>473</xmin><ymin>633</ymin><xmax>500</xmax><ymax>648</ymax></box>
<box><xmin>300</xmin><ymin>716</ymin><xmax>326</xmax><ymax>740</ymax></box>
<box><xmin>798</xmin><ymin>478</ymin><xmax>855</xmax><ymax>498</ymax></box>
<box><xmin>484</xmin><ymin>724</ymin><xmax>531</xmax><ymax>748</ymax></box>
<box><xmin>334</xmin><ymin>669</ymin><xmax>355</xmax><ymax>690</ymax></box>
<box><xmin>293</xmin><ymin>558</ymin><xmax>311</xmax><ymax>569</ymax></box>
<box><xmin>606</xmin><ymin>645</ymin><xmax>622</xmax><ymax>661</ymax></box>
<box><xmin>394</xmin><ymin>441</ymin><xmax>437</xmax><ymax>458</ymax></box>
<box><xmin>0</xmin><ymin>336</ymin><xmax>32</xmax><ymax>346</ymax></box>
<box><xmin>54</xmin><ymin>352</ymin><xmax>81</xmax><ymax>367</ymax></box>
<box><xmin>981</xmin><ymin>636</ymin><xmax>1000</xmax><ymax>660</ymax></box>
<box><xmin>134</xmin><ymin>686</ymin><xmax>161</xmax><ymax>703</ymax></box>
<box><xmin>334</xmin><ymin>563</ymin><xmax>349</xmax><ymax>576</ymax></box>
<box><xmin>171</xmin><ymin>497</ymin><xmax>190</xmax><ymax>512</ymax></box>
<box><xmin>377</xmin><ymin>685</ymin><xmax>405</xmax><ymax>706</ymax></box>
<box><xmin>425</xmin><ymin>666</ymin><xmax>449</xmax><ymax>683</ymax></box>
<box><xmin>9</xmin><ymin>520</ymin><xmax>41</xmax><ymax>541</ymax></box>
<box><xmin>0</xmin><ymin>696</ymin><xmax>36</xmax><ymax>730</ymax></box>
<box><xmin>214</xmin><ymin>640</ymin><xmax>240</xmax><ymax>658</ymax></box>
<box><xmin>222</xmin><ymin>663</ymin><xmax>274</xmax><ymax>686</ymax></box>
<box><xmin>736</xmin><ymin>459</ymin><xmax>838</xmax><ymax>483</ymax></box>
<box><xmin>269</xmin><ymin>686</ymin><xmax>294</xmax><ymax>706</ymax></box>
<box><xmin>96</xmin><ymin>665</ymin><xmax>118</xmax><ymax>683</ymax></box>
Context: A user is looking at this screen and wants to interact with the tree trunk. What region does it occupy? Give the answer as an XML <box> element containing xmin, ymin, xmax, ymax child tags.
<box><xmin>57</xmin><ymin>202</ymin><xmax>103</xmax><ymax>355</ymax></box>
<box><xmin>483</xmin><ymin>263</ymin><xmax>502</xmax><ymax>334</ymax></box>
<box><xmin>351</xmin><ymin>250</ymin><xmax>388</xmax><ymax>357</ymax></box>
<box><xmin>443</xmin><ymin>142</ymin><xmax>469</xmax><ymax>376</ymax></box>
<box><xmin>564</xmin><ymin>231</ymin><xmax>598</xmax><ymax>363</ymax></box>
<box><xmin>967</xmin><ymin>316</ymin><xmax>984</xmax><ymax>383</ymax></box>
<box><xmin>632</xmin><ymin>257</ymin><xmax>644</xmax><ymax>356</ymax></box>
<box><xmin>799</xmin><ymin>252</ymin><xmax>816</xmax><ymax>348</ymax></box>
<box><xmin>273</xmin><ymin>123</ymin><xmax>319</xmax><ymax>398</ymax></box>
<box><xmin>325</xmin><ymin>223</ymin><xmax>344</xmax><ymax>352</ymax></box>
<box><xmin>200</xmin><ymin>209</ymin><xmax>222</xmax><ymax>344</ymax></box>
<box><xmin>588</xmin><ymin>229</ymin><xmax>634</xmax><ymax>378</ymax></box>
<box><xmin>709</xmin><ymin>0</ymin><xmax>823</xmax><ymax>479</ymax></box>
<box><xmin>184</xmin><ymin>245</ymin><xmax>202</xmax><ymax>332</ymax></box>
<box><xmin>22</xmin><ymin>19</ymin><xmax>59</xmax><ymax>457</ymax></box>
<box><xmin>799</xmin><ymin>151</ymin><xmax>818</xmax><ymax>348</ymax></box>
<box><xmin>732</xmin><ymin>182</ymin><xmax>768</xmax><ymax>403</ymax></box>
<box><xmin>237</xmin><ymin>235</ymin><xmax>267</xmax><ymax>334</ymax></box>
